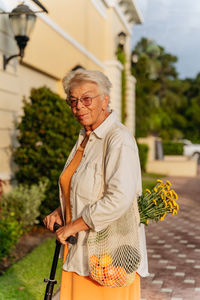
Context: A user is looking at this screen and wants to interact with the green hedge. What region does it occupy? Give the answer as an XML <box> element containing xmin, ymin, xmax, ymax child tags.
<box><xmin>163</xmin><ymin>141</ymin><xmax>184</xmax><ymax>155</ymax></box>
<box><xmin>137</xmin><ymin>143</ymin><xmax>149</xmax><ymax>172</ymax></box>
<box><xmin>13</xmin><ymin>87</ymin><xmax>80</xmax><ymax>219</ymax></box>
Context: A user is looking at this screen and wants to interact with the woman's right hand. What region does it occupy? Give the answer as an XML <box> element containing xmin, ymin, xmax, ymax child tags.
<box><xmin>43</xmin><ymin>206</ymin><xmax>63</xmax><ymax>232</ymax></box>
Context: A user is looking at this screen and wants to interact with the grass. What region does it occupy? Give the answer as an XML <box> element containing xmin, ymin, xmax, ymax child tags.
<box><xmin>142</xmin><ymin>172</ymin><xmax>166</xmax><ymax>178</ymax></box>
<box><xmin>0</xmin><ymin>238</ymin><xmax>62</xmax><ymax>300</ymax></box>
<box><xmin>142</xmin><ymin>172</ymin><xmax>166</xmax><ymax>192</ymax></box>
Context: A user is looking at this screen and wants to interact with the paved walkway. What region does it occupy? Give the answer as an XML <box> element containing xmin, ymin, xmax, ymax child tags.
<box><xmin>141</xmin><ymin>169</ymin><xmax>200</xmax><ymax>300</ymax></box>
<box><xmin>53</xmin><ymin>169</ymin><xmax>200</xmax><ymax>300</ymax></box>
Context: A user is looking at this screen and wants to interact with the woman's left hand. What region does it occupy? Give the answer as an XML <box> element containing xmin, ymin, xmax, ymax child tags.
<box><xmin>56</xmin><ymin>224</ymin><xmax>74</xmax><ymax>245</ymax></box>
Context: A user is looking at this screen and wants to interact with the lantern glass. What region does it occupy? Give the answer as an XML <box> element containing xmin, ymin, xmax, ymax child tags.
<box><xmin>132</xmin><ymin>53</ymin><xmax>139</xmax><ymax>64</ymax></box>
<box><xmin>9</xmin><ymin>4</ymin><xmax>36</xmax><ymax>37</ymax></box>
<box><xmin>118</xmin><ymin>32</ymin><xmax>126</xmax><ymax>47</ymax></box>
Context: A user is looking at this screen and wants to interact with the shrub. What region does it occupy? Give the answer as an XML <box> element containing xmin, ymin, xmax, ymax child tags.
<box><xmin>163</xmin><ymin>141</ymin><xmax>184</xmax><ymax>155</ymax></box>
<box><xmin>137</xmin><ymin>143</ymin><xmax>149</xmax><ymax>172</ymax></box>
<box><xmin>0</xmin><ymin>215</ymin><xmax>23</xmax><ymax>261</ymax></box>
<box><xmin>1</xmin><ymin>181</ymin><xmax>47</xmax><ymax>230</ymax></box>
<box><xmin>13</xmin><ymin>87</ymin><xmax>80</xmax><ymax>218</ymax></box>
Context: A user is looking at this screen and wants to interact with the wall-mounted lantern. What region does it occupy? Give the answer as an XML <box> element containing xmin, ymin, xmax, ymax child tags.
<box><xmin>117</xmin><ymin>31</ymin><xmax>127</xmax><ymax>51</ymax></box>
<box><xmin>3</xmin><ymin>4</ymin><xmax>37</xmax><ymax>70</ymax></box>
<box><xmin>1</xmin><ymin>1</ymin><xmax>48</xmax><ymax>70</ymax></box>
<box><xmin>131</xmin><ymin>51</ymin><xmax>139</xmax><ymax>65</ymax></box>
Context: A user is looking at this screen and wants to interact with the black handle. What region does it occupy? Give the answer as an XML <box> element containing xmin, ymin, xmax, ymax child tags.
<box><xmin>53</xmin><ymin>222</ymin><xmax>77</xmax><ymax>245</ymax></box>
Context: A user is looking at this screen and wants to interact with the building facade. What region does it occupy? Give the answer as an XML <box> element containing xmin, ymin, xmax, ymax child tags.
<box><xmin>0</xmin><ymin>0</ymin><xmax>142</xmax><ymax>183</ymax></box>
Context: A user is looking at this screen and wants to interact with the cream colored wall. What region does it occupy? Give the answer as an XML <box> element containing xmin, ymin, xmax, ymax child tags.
<box><xmin>138</xmin><ymin>136</ymin><xmax>162</xmax><ymax>162</ymax></box>
<box><xmin>0</xmin><ymin>64</ymin><xmax>57</xmax><ymax>181</ymax></box>
<box><xmin>147</xmin><ymin>160</ymin><xmax>197</xmax><ymax>177</ymax></box>
<box><xmin>24</xmin><ymin>18</ymin><xmax>102</xmax><ymax>79</ymax></box>
<box><xmin>41</xmin><ymin>0</ymin><xmax>106</xmax><ymax>60</ymax></box>
<box><xmin>0</xmin><ymin>11</ymin><xmax>17</xmax><ymax>71</ymax></box>
<box><xmin>25</xmin><ymin>0</ymin><xmax>133</xmax><ymax>78</ymax></box>
<box><xmin>104</xmin><ymin>60</ymin><xmax>123</xmax><ymax>119</ymax></box>
<box><xmin>24</xmin><ymin>0</ymin><xmax>107</xmax><ymax>77</ymax></box>
<box><xmin>137</xmin><ymin>137</ymin><xmax>198</xmax><ymax>177</ymax></box>
<box><xmin>0</xmin><ymin>0</ymin><xmax>139</xmax><ymax>182</ymax></box>
<box><xmin>24</xmin><ymin>0</ymin><xmax>135</xmax><ymax>119</ymax></box>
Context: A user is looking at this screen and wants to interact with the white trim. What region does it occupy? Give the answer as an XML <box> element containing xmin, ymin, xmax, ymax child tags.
<box><xmin>90</xmin><ymin>0</ymin><xmax>107</xmax><ymax>19</ymax></box>
<box><xmin>103</xmin><ymin>0</ymin><xmax>115</xmax><ymax>7</ymax></box>
<box><xmin>114</xmin><ymin>3</ymin><xmax>132</xmax><ymax>35</ymax></box>
<box><xmin>25</xmin><ymin>0</ymin><xmax>105</xmax><ymax>69</ymax></box>
<box><xmin>104</xmin><ymin>60</ymin><xmax>124</xmax><ymax>71</ymax></box>
<box><xmin>117</xmin><ymin>0</ymin><xmax>143</xmax><ymax>25</ymax></box>
<box><xmin>131</xmin><ymin>0</ymin><xmax>144</xmax><ymax>24</ymax></box>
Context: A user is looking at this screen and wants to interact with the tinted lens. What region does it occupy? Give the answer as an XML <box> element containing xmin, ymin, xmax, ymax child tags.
<box><xmin>67</xmin><ymin>98</ymin><xmax>77</xmax><ymax>107</ymax></box>
<box><xmin>67</xmin><ymin>96</ymin><xmax>92</xmax><ymax>107</ymax></box>
<box><xmin>82</xmin><ymin>96</ymin><xmax>92</xmax><ymax>106</ymax></box>
<box><xmin>70</xmin><ymin>100</ymin><xmax>77</xmax><ymax>107</ymax></box>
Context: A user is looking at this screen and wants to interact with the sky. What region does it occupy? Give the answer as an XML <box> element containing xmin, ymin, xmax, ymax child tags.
<box><xmin>131</xmin><ymin>0</ymin><xmax>200</xmax><ymax>79</ymax></box>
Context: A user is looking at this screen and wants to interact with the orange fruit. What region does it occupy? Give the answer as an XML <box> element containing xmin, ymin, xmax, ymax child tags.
<box><xmin>89</xmin><ymin>255</ymin><xmax>99</xmax><ymax>269</ymax></box>
<box><xmin>103</xmin><ymin>278</ymin><xmax>115</xmax><ymax>287</ymax></box>
<box><xmin>99</xmin><ymin>254</ymin><xmax>112</xmax><ymax>267</ymax></box>
<box><xmin>91</xmin><ymin>265</ymin><xmax>104</xmax><ymax>281</ymax></box>
<box><xmin>116</xmin><ymin>266</ymin><xmax>127</xmax><ymax>286</ymax></box>
<box><xmin>126</xmin><ymin>272</ymin><xmax>135</xmax><ymax>285</ymax></box>
<box><xmin>104</xmin><ymin>264</ymin><xmax>117</xmax><ymax>281</ymax></box>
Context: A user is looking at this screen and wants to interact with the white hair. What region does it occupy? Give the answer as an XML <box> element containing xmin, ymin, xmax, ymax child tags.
<box><xmin>62</xmin><ymin>69</ymin><xmax>112</xmax><ymax>101</ymax></box>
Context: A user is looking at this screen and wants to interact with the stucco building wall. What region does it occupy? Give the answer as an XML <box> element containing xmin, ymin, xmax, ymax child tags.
<box><xmin>0</xmin><ymin>0</ymin><xmax>142</xmax><ymax>182</ymax></box>
<box><xmin>0</xmin><ymin>64</ymin><xmax>57</xmax><ymax>181</ymax></box>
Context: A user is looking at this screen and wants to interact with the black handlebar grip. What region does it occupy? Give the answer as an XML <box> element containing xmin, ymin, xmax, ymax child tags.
<box><xmin>53</xmin><ymin>222</ymin><xmax>77</xmax><ymax>245</ymax></box>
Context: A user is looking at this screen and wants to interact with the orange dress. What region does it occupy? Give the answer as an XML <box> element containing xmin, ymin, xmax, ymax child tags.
<box><xmin>59</xmin><ymin>145</ymin><xmax>140</xmax><ymax>300</ymax></box>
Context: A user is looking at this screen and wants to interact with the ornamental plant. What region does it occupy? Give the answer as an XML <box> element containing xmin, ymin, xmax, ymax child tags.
<box><xmin>0</xmin><ymin>181</ymin><xmax>47</xmax><ymax>261</ymax></box>
<box><xmin>1</xmin><ymin>181</ymin><xmax>48</xmax><ymax>229</ymax></box>
<box><xmin>116</xmin><ymin>46</ymin><xmax>127</xmax><ymax>124</ymax></box>
<box><xmin>138</xmin><ymin>179</ymin><xmax>179</xmax><ymax>225</ymax></box>
<box><xmin>0</xmin><ymin>214</ymin><xmax>23</xmax><ymax>261</ymax></box>
<box><xmin>13</xmin><ymin>87</ymin><xmax>80</xmax><ymax>218</ymax></box>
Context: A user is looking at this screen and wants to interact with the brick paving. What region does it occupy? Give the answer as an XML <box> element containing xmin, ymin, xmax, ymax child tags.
<box><xmin>141</xmin><ymin>168</ymin><xmax>200</xmax><ymax>300</ymax></box>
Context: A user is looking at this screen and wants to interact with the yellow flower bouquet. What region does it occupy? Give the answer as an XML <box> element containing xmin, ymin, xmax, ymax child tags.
<box><xmin>138</xmin><ymin>179</ymin><xmax>179</xmax><ymax>225</ymax></box>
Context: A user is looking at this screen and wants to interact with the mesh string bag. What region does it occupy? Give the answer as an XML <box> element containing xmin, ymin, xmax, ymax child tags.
<box><xmin>87</xmin><ymin>125</ymin><xmax>141</xmax><ymax>287</ymax></box>
<box><xmin>87</xmin><ymin>201</ymin><xmax>141</xmax><ymax>287</ymax></box>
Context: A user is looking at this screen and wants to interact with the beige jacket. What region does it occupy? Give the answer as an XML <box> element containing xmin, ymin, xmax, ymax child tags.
<box><xmin>59</xmin><ymin>111</ymin><xmax>149</xmax><ymax>277</ymax></box>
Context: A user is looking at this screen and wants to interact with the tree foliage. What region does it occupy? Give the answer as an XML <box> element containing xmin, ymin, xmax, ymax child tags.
<box><xmin>13</xmin><ymin>87</ymin><xmax>80</xmax><ymax>218</ymax></box>
<box><xmin>131</xmin><ymin>38</ymin><xmax>200</xmax><ymax>142</ymax></box>
<box><xmin>183</xmin><ymin>74</ymin><xmax>200</xmax><ymax>142</ymax></box>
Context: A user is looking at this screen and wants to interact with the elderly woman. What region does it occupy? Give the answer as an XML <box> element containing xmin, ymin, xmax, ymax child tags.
<box><xmin>44</xmin><ymin>69</ymin><xmax>148</xmax><ymax>300</ymax></box>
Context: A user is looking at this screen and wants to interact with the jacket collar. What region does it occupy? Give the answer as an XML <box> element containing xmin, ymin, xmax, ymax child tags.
<box><xmin>79</xmin><ymin>110</ymin><xmax>118</xmax><ymax>140</ymax></box>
